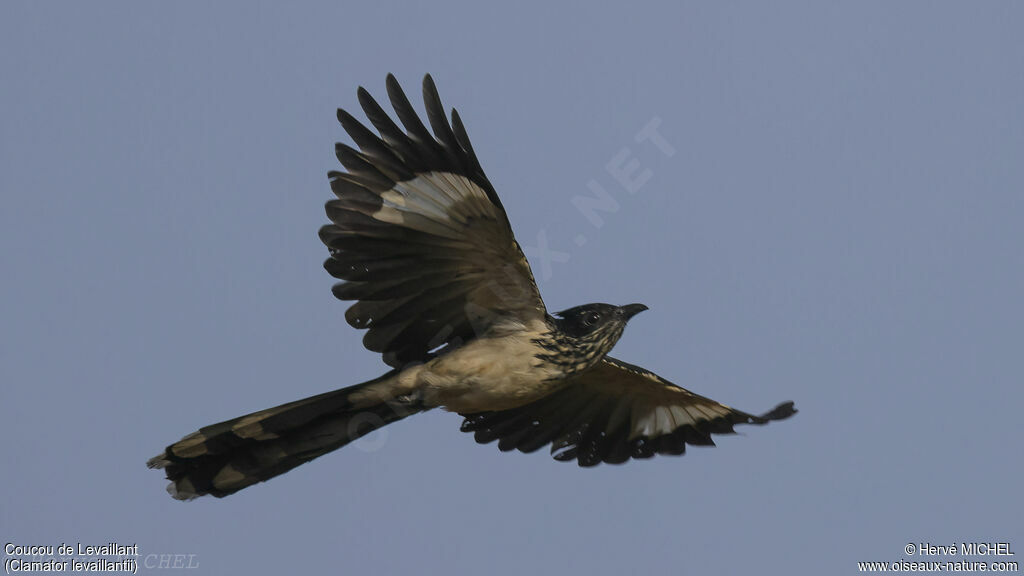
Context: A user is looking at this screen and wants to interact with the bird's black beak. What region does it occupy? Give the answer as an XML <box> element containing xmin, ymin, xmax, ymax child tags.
<box><xmin>618</xmin><ymin>303</ymin><xmax>649</xmax><ymax>320</ymax></box>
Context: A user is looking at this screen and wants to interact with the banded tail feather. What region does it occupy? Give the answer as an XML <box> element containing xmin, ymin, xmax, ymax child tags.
<box><xmin>147</xmin><ymin>372</ymin><xmax>421</xmax><ymax>499</ymax></box>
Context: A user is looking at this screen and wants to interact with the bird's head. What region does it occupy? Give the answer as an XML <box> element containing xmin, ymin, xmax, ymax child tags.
<box><xmin>546</xmin><ymin>303</ymin><xmax>648</xmax><ymax>373</ymax></box>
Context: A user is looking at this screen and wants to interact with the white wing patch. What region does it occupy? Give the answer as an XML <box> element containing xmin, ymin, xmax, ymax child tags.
<box><xmin>374</xmin><ymin>172</ymin><xmax>500</xmax><ymax>236</ymax></box>
<box><xmin>669</xmin><ymin>405</ymin><xmax>694</xmax><ymax>428</ymax></box>
<box><xmin>627</xmin><ymin>395</ymin><xmax>738</xmax><ymax>441</ymax></box>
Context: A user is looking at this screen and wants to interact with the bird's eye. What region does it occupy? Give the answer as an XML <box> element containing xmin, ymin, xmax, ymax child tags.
<box><xmin>583</xmin><ymin>312</ymin><xmax>601</xmax><ymax>327</ymax></box>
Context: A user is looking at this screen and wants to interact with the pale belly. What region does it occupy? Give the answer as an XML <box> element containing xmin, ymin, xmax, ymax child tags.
<box><xmin>412</xmin><ymin>332</ymin><xmax>568</xmax><ymax>413</ymax></box>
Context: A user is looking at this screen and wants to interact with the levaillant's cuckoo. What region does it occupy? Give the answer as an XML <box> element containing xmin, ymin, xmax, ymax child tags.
<box><xmin>148</xmin><ymin>75</ymin><xmax>796</xmax><ymax>499</ymax></box>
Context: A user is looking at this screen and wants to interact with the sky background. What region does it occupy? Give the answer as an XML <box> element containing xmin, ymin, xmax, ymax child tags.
<box><xmin>2</xmin><ymin>2</ymin><xmax>1022</xmax><ymax>575</ymax></box>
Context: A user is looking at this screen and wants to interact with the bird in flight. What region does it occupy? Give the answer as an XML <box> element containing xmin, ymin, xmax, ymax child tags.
<box><xmin>148</xmin><ymin>74</ymin><xmax>796</xmax><ymax>499</ymax></box>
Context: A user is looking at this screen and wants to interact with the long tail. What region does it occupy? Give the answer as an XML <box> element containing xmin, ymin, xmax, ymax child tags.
<box><xmin>147</xmin><ymin>372</ymin><xmax>422</xmax><ymax>499</ymax></box>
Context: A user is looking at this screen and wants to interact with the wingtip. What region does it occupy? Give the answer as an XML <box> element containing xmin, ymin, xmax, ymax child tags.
<box><xmin>422</xmin><ymin>74</ymin><xmax>439</xmax><ymax>101</ymax></box>
<box><xmin>760</xmin><ymin>401</ymin><xmax>797</xmax><ymax>421</ymax></box>
<box><xmin>356</xmin><ymin>85</ymin><xmax>377</xmax><ymax>109</ymax></box>
<box><xmin>385</xmin><ymin>73</ymin><xmax>401</xmax><ymax>93</ymax></box>
<box><xmin>422</xmin><ymin>74</ymin><xmax>442</xmax><ymax>107</ymax></box>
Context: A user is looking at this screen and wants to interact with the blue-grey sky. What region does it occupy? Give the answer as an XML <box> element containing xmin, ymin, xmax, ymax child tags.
<box><xmin>2</xmin><ymin>2</ymin><xmax>1021</xmax><ymax>575</ymax></box>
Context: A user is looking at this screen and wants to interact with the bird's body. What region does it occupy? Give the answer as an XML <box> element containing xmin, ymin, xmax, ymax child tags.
<box><xmin>148</xmin><ymin>75</ymin><xmax>796</xmax><ymax>499</ymax></box>
<box><xmin>410</xmin><ymin>319</ymin><xmax>564</xmax><ymax>413</ymax></box>
<box><xmin>345</xmin><ymin>316</ymin><xmax>559</xmax><ymax>413</ymax></box>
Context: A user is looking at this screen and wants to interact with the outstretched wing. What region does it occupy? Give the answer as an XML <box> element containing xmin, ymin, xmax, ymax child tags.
<box><xmin>460</xmin><ymin>356</ymin><xmax>796</xmax><ymax>465</ymax></box>
<box><xmin>321</xmin><ymin>74</ymin><xmax>546</xmax><ymax>367</ymax></box>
